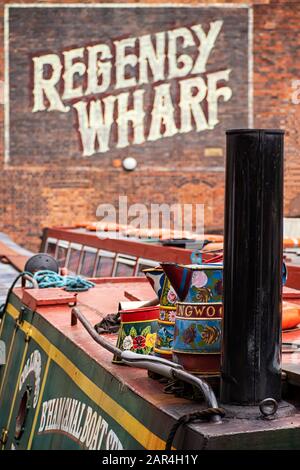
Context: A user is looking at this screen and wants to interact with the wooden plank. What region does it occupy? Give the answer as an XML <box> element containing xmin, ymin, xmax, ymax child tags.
<box><xmin>0</xmin><ymin>239</ymin><xmax>29</xmax><ymax>271</ymax></box>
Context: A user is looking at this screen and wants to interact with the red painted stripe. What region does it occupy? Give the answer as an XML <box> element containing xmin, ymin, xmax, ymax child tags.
<box><xmin>121</xmin><ymin>306</ymin><xmax>160</xmax><ymax>323</ymax></box>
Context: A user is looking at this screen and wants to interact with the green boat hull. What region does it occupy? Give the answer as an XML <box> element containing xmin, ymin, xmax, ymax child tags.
<box><xmin>0</xmin><ymin>293</ymin><xmax>168</xmax><ymax>450</ymax></box>
<box><xmin>1</xmin><ymin>291</ymin><xmax>300</xmax><ymax>450</ymax></box>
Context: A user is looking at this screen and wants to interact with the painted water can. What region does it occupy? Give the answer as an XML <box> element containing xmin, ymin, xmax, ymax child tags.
<box><xmin>154</xmin><ymin>306</ymin><xmax>176</xmax><ymax>358</ymax></box>
<box><xmin>143</xmin><ymin>267</ymin><xmax>165</xmax><ymax>300</ymax></box>
<box><xmin>144</xmin><ymin>268</ymin><xmax>178</xmax><ymax>359</ymax></box>
<box><xmin>154</xmin><ymin>275</ymin><xmax>178</xmax><ymax>358</ymax></box>
<box><xmin>161</xmin><ymin>263</ymin><xmax>223</xmax><ymax>303</ymax></box>
<box><xmin>160</xmin><ymin>276</ymin><xmax>178</xmax><ymax>308</ymax></box>
<box><xmin>143</xmin><ymin>267</ymin><xmax>178</xmax><ymax>307</ymax></box>
<box><xmin>173</xmin><ymin>302</ymin><xmax>223</xmax><ymax>374</ymax></box>
<box><xmin>113</xmin><ymin>305</ymin><xmax>159</xmax><ymax>363</ymax></box>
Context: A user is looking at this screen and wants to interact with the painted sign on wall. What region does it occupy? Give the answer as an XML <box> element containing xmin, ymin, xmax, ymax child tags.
<box><xmin>5</xmin><ymin>5</ymin><xmax>251</xmax><ymax>166</ymax></box>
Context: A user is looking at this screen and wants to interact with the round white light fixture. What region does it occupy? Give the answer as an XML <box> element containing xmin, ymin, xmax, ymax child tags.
<box><xmin>122</xmin><ymin>157</ymin><xmax>137</xmax><ymax>171</ymax></box>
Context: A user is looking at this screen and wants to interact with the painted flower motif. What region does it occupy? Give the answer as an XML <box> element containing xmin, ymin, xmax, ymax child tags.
<box><xmin>182</xmin><ymin>324</ymin><xmax>196</xmax><ymax>344</ymax></box>
<box><xmin>133</xmin><ymin>335</ymin><xmax>146</xmax><ymax>350</ymax></box>
<box><xmin>168</xmin><ymin>310</ymin><xmax>177</xmax><ymax>323</ymax></box>
<box><xmin>192</xmin><ymin>271</ymin><xmax>208</xmax><ymax>288</ymax></box>
<box><xmin>156</xmin><ymin>330</ymin><xmax>163</xmax><ymax>346</ymax></box>
<box><xmin>167</xmin><ymin>287</ymin><xmax>177</xmax><ymax>304</ymax></box>
<box><xmin>160</xmin><ymin>310</ymin><xmax>166</xmax><ymax>321</ymax></box>
<box><xmin>215</xmin><ymin>279</ymin><xmax>223</xmax><ymax>296</ymax></box>
<box><xmin>157</xmin><ymin>327</ymin><xmax>173</xmax><ymax>348</ymax></box>
<box><xmin>196</xmin><ymin>287</ymin><xmax>212</xmax><ymax>303</ymax></box>
<box><xmin>122</xmin><ymin>335</ymin><xmax>133</xmax><ymax>350</ymax></box>
<box><xmin>201</xmin><ymin>326</ymin><xmax>220</xmax><ymax>345</ymax></box>
<box><xmin>145</xmin><ymin>333</ymin><xmax>156</xmax><ymax>348</ymax></box>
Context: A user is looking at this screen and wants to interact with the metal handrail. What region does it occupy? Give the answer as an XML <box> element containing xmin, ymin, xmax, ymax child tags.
<box><xmin>71</xmin><ymin>306</ymin><xmax>222</xmax><ymax>423</ymax></box>
<box><xmin>21</xmin><ymin>273</ymin><xmax>39</xmax><ymax>289</ymax></box>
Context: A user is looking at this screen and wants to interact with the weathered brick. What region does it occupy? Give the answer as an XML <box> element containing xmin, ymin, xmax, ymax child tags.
<box><xmin>0</xmin><ymin>1</ymin><xmax>299</xmax><ymax>251</ymax></box>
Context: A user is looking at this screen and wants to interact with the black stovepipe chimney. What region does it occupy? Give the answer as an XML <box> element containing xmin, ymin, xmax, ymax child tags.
<box><xmin>221</xmin><ymin>129</ymin><xmax>284</xmax><ymax>405</ymax></box>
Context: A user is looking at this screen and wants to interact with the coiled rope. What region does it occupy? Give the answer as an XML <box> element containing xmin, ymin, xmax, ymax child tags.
<box><xmin>33</xmin><ymin>270</ymin><xmax>95</xmax><ymax>292</ymax></box>
<box><xmin>165</xmin><ymin>407</ymin><xmax>225</xmax><ymax>450</ymax></box>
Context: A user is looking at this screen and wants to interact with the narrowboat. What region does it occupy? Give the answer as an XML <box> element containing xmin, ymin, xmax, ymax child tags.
<box><xmin>1</xmin><ymin>129</ymin><xmax>300</xmax><ymax>450</ymax></box>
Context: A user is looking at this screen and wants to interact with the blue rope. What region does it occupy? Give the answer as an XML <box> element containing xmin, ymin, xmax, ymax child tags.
<box><xmin>33</xmin><ymin>270</ymin><xmax>95</xmax><ymax>292</ymax></box>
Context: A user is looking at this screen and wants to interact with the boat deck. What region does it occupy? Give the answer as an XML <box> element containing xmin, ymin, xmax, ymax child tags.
<box><xmin>5</xmin><ymin>277</ymin><xmax>300</xmax><ymax>449</ymax></box>
<box><xmin>1</xmin><ymin>233</ymin><xmax>300</xmax><ymax>448</ymax></box>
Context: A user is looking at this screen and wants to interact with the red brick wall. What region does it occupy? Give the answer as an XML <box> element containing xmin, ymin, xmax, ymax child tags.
<box><xmin>0</xmin><ymin>1</ymin><xmax>299</xmax><ymax>251</ymax></box>
<box><xmin>253</xmin><ymin>2</ymin><xmax>300</xmax><ymax>217</ymax></box>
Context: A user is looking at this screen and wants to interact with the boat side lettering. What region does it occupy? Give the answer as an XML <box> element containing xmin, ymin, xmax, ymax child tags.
<box><xmin>38</xmin><ymin>397</ymin><xmax>123</xmax><ymax>450</ymax></box>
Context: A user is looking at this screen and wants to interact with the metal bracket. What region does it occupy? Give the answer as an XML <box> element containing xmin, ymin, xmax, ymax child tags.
<box><xmin>16</xmin><ymin>306</ymin><xmax>26</xmax><ymax>327</ymax></box>
<box><xmin>259</xmin><ymin>398</ymin><xmax>278</xmax><ymax>417</ymax></box>
<box><xmin>25</xmin><ymin>329</ymin><xmax>32</xmax><ymax>343</ymax></box>
<box><xmin>0</xmin><ymin>428</ymin><xmax>8</xmax><ymax>445</ymax></box>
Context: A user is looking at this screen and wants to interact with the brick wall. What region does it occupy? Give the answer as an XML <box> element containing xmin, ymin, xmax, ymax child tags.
<box><xmin>0</xmin><ymin>0</ymin><xmax>299</xmax><ymax>251</ymax></box>
<box><xmin>253</xmin><ymin>2</ymin><xmax>300</xmax><ymax>217</ymax></box>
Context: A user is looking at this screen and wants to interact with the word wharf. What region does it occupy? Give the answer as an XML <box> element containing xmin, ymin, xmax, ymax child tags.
<box><xmin>32</xmin><ymin>21</ymin><xmax>232</xmax><ymax>156</ymax></box>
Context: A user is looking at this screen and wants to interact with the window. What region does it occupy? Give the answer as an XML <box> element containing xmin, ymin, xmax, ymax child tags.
<box><xmin>56</xmin><ymin>241</ymin><xmax>69</xmax><ymax>268</ymax></box>
<box><xmin>114</xmin><ymin>254</ymin><xmax>136</xmax><ymax>277</ymax></box>
<box><xmin>135</xmin><ymin>258</ymin><xmax>159</xmax><ymax>277</ymax></box>
<box><xmin>45</xmin><ymin>237</ymin><xmax>57</xmax><ymax>258</ymax></box>
<box><xmin>95</xmin><ymin>250</ymin><xmax>116</xmax><ymax>277</ymax></box>
<box><xmin>67</xmin><ymin>243</ymin><xmax>82</xmax><ymax>274</ymax></box>
<box><xmin>80</xmin><ymin>247</ymin><xmax>98</xmax><ymax>277</ymax></box>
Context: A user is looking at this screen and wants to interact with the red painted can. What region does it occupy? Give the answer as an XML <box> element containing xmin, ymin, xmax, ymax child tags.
<box><xmin>113</xmin><ymin>306</ymin><xmax>159</xmax><ymax>363</ymax></box>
